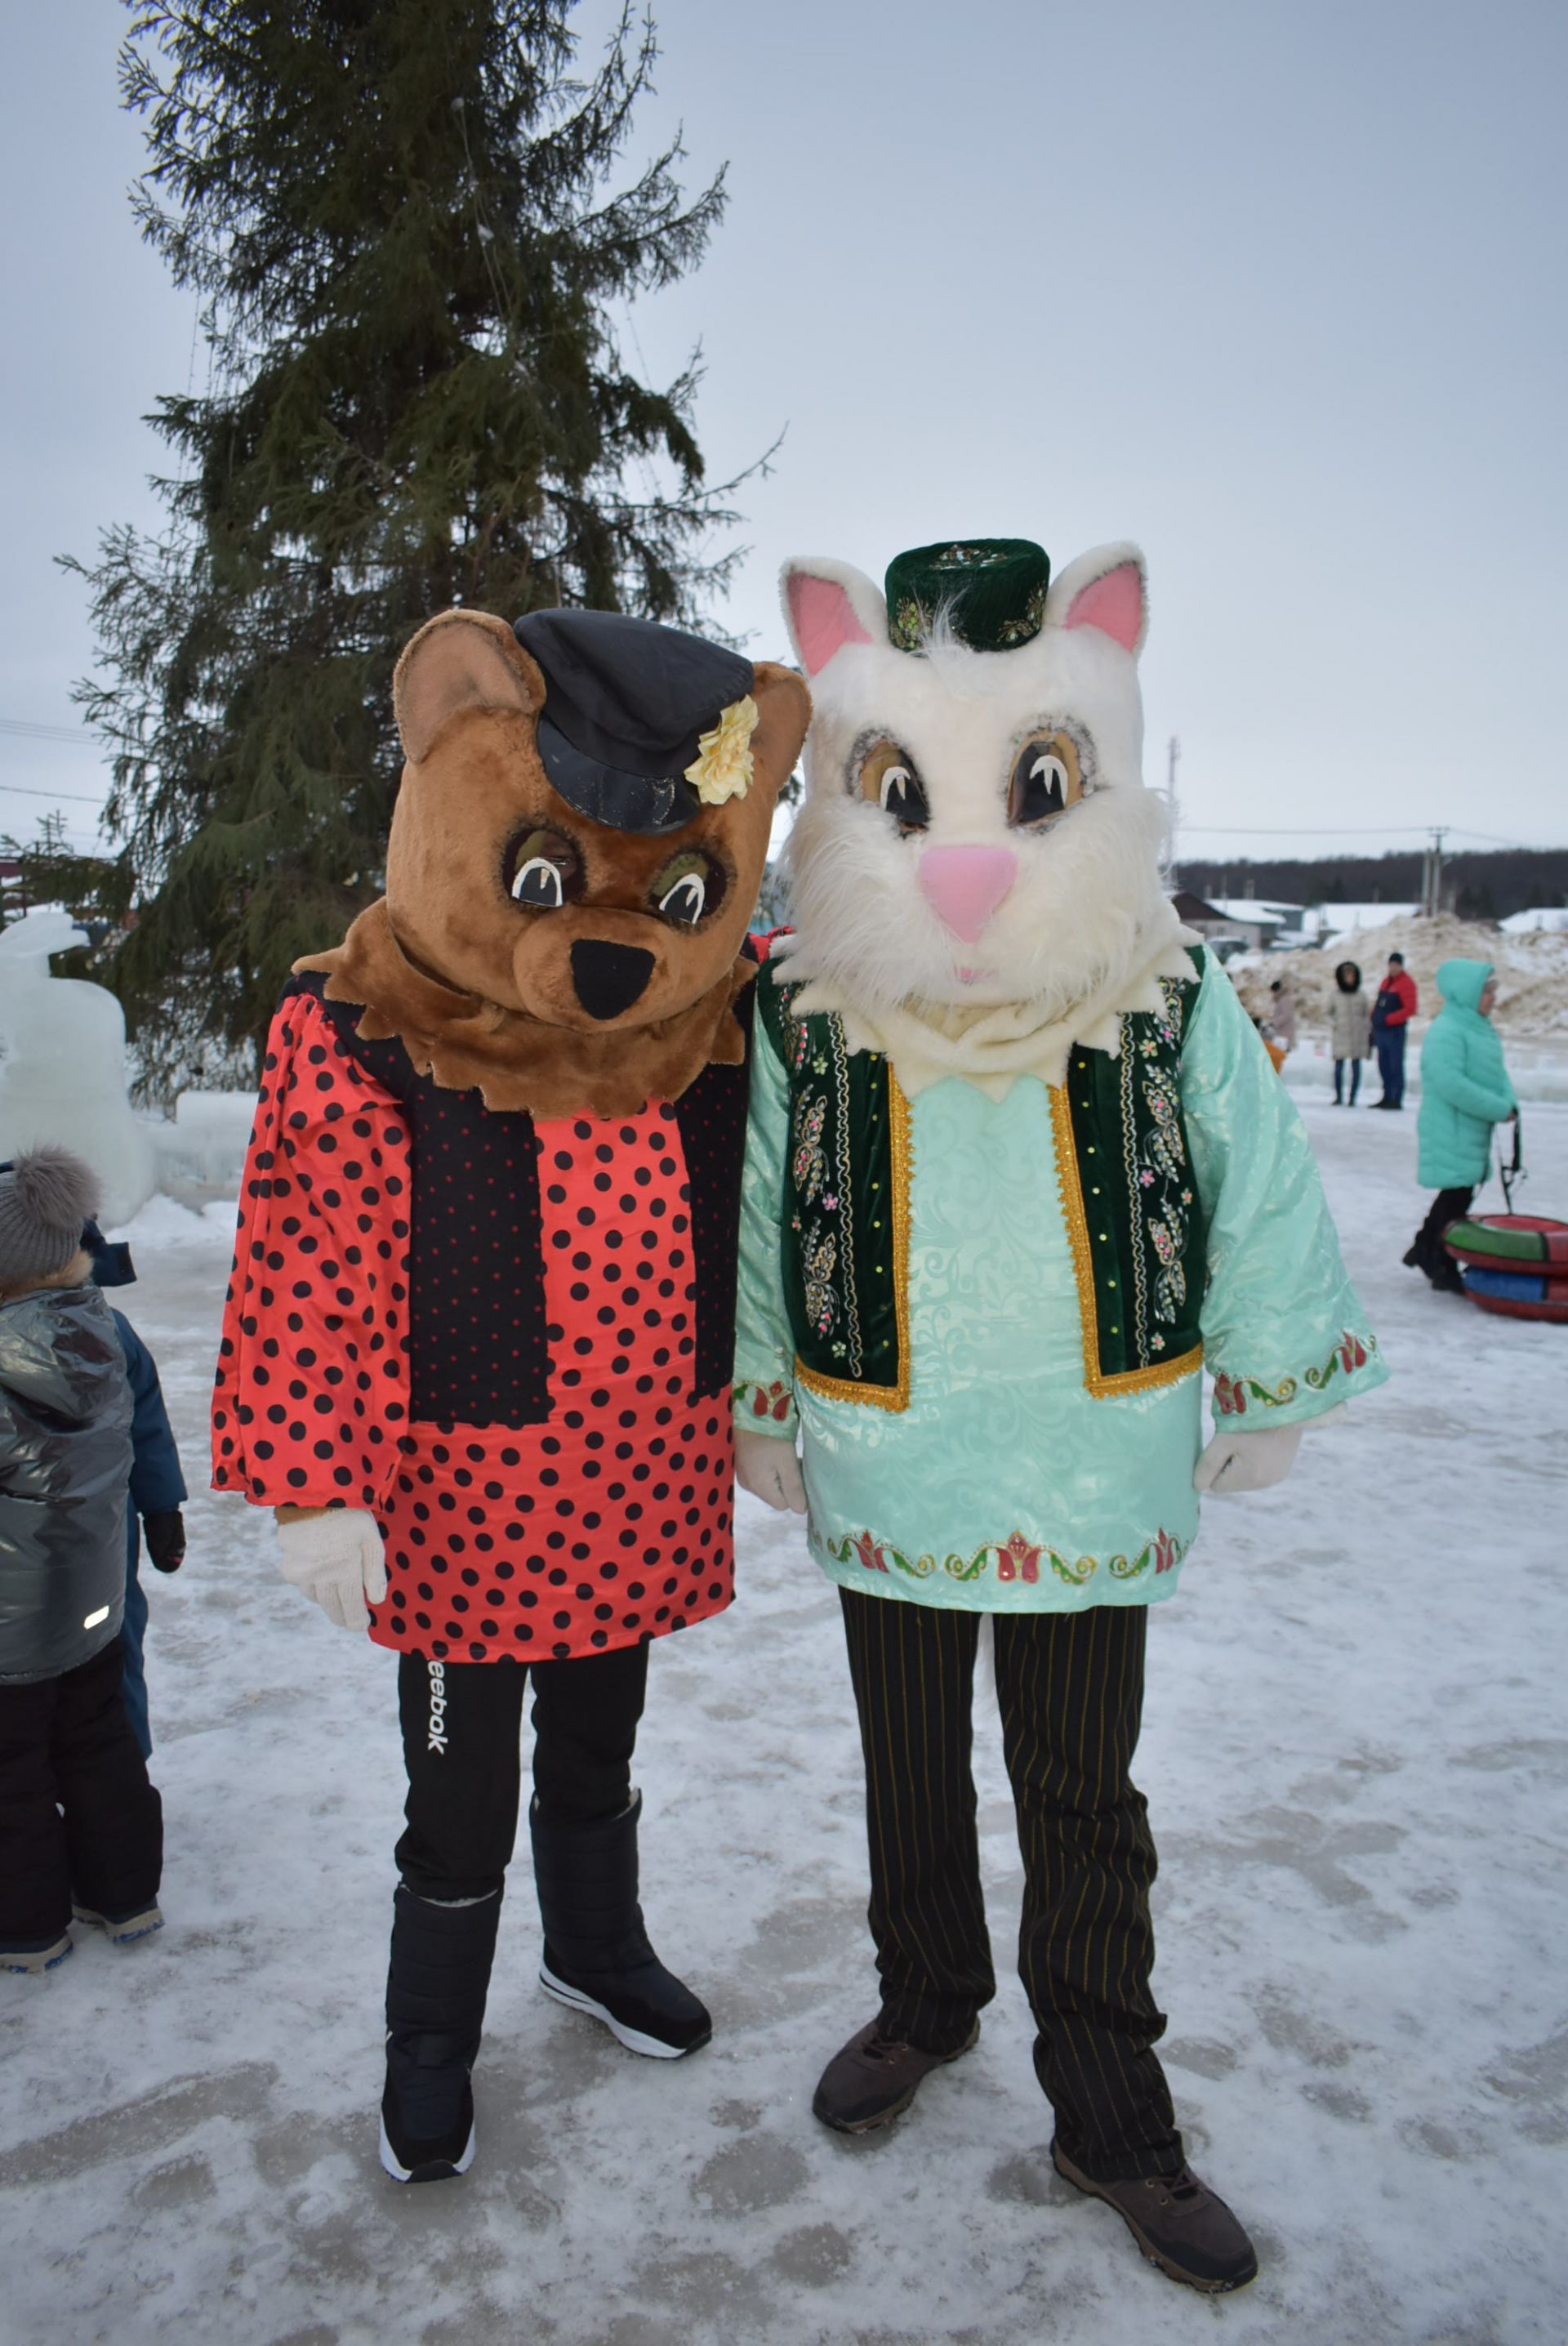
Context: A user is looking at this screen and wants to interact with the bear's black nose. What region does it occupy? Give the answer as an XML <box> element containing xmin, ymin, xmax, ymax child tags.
<box><xmin>570</xmin><ymin>939</ymin><xmax>656</xmax><ymax>1020</ymax></box>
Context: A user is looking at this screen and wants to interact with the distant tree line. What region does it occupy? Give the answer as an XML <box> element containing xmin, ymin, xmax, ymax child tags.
<box><xmin>1172</xmin><ymin>848</ymin><xmax>1568</xmax><ymax>925</ymax></box>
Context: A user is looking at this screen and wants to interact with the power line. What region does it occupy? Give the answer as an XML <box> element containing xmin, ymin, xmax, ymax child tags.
<box><xmin>0</xmin><ymin>782</ymin><xmax>107</xmax><ymax>806</ymax></box>
<box><xmin>0</xmin><ymin>716</ymin><xmax>91</xmax><ymax>745</ymax></box>
<box><xmin>1446</xmin><ymin>827</ymin><xmax>1557</xmax><ymax>849</ymax></box>
<box><xmin>1181</xmin><ymin>823</ymin><xmax>1557</xmax><ymax>851</ymax></box>
<box><xmin>1181</xmin><ymin>823</ymin><xmax>1432</xmax><ymax>836</ymax></box>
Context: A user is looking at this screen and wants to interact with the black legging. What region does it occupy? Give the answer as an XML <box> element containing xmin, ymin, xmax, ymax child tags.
<box><xmin>394</xmin><ymin>1643</ymin><xmax>648</xmax><ymax>1902</ymax></box>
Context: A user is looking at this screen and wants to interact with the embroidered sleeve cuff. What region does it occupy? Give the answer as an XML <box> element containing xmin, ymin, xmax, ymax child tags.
<box><xmin>733</xmin><ymin>1377</ymin><xmax>798</xmax><ymax>1436</ymax></box>
<box><xmin>1210</xmin><ymin>1330</ymin><xmax>1388</xmax><ymax>1428</ymax></box>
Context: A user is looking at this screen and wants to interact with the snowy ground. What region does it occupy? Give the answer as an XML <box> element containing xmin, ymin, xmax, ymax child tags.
<box><xmin>2</xmin><ymin>1101</ymin><xmax>1565</xmax><ymax>2346</ymax></box>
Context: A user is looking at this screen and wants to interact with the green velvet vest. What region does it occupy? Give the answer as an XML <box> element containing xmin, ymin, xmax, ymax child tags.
<box><xmin>756</xmin><ymin>953</ymin><xmax>1208</xmax><ymax>1407</ymax></box>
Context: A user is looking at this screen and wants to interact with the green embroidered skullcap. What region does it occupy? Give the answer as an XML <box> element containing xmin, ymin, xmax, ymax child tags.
<box><xmin>884</xmin><ymin>538</ymin><xmax>1051</xmax><ymax>653</ymax></box>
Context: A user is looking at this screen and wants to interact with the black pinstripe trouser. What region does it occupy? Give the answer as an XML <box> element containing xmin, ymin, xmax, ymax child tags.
<box><xmin>840</xmin><ymin>1587</ymin><xmax>1183</xmax><ymax>2183</ymax></box>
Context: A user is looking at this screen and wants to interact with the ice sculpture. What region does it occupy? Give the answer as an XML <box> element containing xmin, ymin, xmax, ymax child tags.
<box><xmin>0</xmin><ymin>908</ymin><xmax>156</xmax><ymax>1226</ymax></box>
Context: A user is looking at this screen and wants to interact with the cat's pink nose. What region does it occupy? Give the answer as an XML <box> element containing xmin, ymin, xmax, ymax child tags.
<box><xmin>917</xmin><ymin>846</ymin><xmax>1018</xmax><ymax>943</ymax></box>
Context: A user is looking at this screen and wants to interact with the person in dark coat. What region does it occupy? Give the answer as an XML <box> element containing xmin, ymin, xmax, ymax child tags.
<box><xmin>82</xmin><ymin>1219</ymin><xmax>187</xmax><ymax>1760</ymax></box>
<box><xmin>1370</xmin><ymin>952</ymin><xmax>1418</xmax><ymax>1108</ymax></box>
<box><xmin>0</xmin><ymin>1149</ymin><xmax>163</xmax><ymax>1974</ymax></box>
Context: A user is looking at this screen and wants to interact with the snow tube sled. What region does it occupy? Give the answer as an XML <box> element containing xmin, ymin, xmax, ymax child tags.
<box><xmin>1442</xmin><ymin>1215</ymin><xmax>1568</xmax><ymax>1323</ymax></box>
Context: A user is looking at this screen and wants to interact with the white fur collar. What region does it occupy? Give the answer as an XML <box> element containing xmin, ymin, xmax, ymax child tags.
<box><xmin>773</xmin><ymin>902</ymin><xmax>1201</xmax><ymax>1099</ymax></box>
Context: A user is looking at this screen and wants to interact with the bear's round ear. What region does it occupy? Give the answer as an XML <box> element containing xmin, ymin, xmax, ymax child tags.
<box><xmin>1045</xmin><ymin>544</ymin><xmax>1148</xmax><ymax>658</ymax></box>
<box><xmin>780</xmin><ymin>559</ymin><xmax>887</xmax><ymax>678</ymax></box>
<box><xmin>746</xmin><ymin>662</ymin><xmax>813</xmax><ymax>808</ymax></box>
<box><xmin>394</xmin><ymin>610</ymin><xmax>543</xmax><ymax>764</ymax></box>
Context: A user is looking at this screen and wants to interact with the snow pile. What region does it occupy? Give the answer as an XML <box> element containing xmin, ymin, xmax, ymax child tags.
<box><xmin>1232</xmin><ymin>911</ymin><xmax>1568</xmax><ymax>1046</ymax></box>
<box><xmin>1302</xmin><ymin>903</ymin><xmax>1421</xmax><ymax>940</ymax></box>
<box><xmin>1501</xmin><ymin>908</ymin><xmax>1568</xmax><ymax>937</ymax></box>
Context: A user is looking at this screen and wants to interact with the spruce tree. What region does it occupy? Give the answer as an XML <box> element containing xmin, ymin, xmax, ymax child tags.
<box><xmin>61</xmin><ymin>0</ymin><xmax>745</xmax><ymax>1092</ymax></box>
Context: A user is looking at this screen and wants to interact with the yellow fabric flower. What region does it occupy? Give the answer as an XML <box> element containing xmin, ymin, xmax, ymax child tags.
<box><xmin>685</xmin><ymin>694</ymin><xmax>758</xmax><ymax>805</ymax></box>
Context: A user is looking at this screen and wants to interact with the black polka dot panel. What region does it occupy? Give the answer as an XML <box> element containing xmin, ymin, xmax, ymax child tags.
<box><xmin>302</xmin><ymin>975</ymin><xmax>553</xmax><ymax>1427</ymax></box>
<box><xmin>674</xmin><ymin>979</ymin><xmax>755</xmax><ymax>1399</ymax></box>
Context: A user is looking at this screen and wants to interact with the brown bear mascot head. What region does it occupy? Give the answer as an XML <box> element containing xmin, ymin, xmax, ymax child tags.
<box><xmin>299</xmin><ymin>608</ymin><xmax>811</xmax><ymax>1119</ymax></box>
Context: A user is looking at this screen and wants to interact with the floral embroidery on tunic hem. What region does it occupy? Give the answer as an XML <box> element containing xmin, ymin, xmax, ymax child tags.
<box><xmin>825</xmin><ymin>1522</ymin><xmax>1189</xmax><ymax>1586</ymax></box>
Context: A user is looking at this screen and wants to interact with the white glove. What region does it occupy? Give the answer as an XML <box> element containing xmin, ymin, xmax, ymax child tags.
<box><xmin>276</xmin><ymin>1508</ymin><xmax>388</xmax><ymax>1630</ymax></box>
<box><xmin>735</xmin><ymin>1429</ymin><xmax>808</xmax><ymax>1514</ymax></box>
<box><xmin>1193</xmin><ymin>1423</ymin><xmax>1303</xmax><ymax>1496</ymax></box>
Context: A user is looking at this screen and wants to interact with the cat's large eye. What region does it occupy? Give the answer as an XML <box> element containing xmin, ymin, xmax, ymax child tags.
<box><xmin>504</xmin><ymin>827</ymin><xmax>581</xmax><ymax>908</ymax></box>
<box><xmin>651</xmin><ymin>850</ymin><xmax>725</xmax><ymax>927</ymax></box>
<box><xmin>857</xmin><ymin>738</ymin><xmax>930</xmax><ymax>832</ymax></box>
<box><xmin>1008</xmin><ymin>732</ymin><xmax>1085</xmax><ymax>827</ymax></box>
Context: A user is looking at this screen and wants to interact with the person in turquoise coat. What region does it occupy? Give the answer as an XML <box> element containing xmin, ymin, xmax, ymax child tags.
<box><xmin>1404</xmin><ymin>958</ymin><xmax>1517</xmax><ymax>1291</ymax></box>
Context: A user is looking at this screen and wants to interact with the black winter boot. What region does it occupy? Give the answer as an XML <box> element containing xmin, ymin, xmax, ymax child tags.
<box><xmin>381</xmin><ymin>1883</ymin><xmax>501</xmax><ymax>2183</ymax></box>
<box><xmin>531</xmin><ymin>1791</ymin><xmax>710</xmax><ymax>2058</ymax></box>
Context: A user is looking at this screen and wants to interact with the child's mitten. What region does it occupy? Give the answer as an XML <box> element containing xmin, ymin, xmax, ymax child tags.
<box><xmin>144</xmin><ymin>1509</ymin><xmax>186</xmax><ymax>1573</ymax></box>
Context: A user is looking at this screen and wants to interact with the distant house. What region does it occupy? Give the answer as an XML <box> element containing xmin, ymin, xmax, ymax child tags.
<box><xmin>1196</xmin><ymin>899</ymin><xmax>1291</xmax><ymax>952</ymax></box>
<box><xmin>1169</xmin><ymin>890</ymin><xmax>1286</xmax><ymax>953</ymax></box>
<box><xmin>1169</xmin><ymin>888</ymin><xmax>1226</xmax><ymax>929</ymax></box>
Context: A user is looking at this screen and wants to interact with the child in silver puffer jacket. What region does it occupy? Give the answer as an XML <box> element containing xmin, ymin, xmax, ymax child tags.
<box><xmin>0</xmin><ymin>1148</ymin><xmax>163</xmax><ymax>1972</ymax></box>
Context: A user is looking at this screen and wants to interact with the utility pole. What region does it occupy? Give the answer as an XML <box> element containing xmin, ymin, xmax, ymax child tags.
<box><xmin>1424</xmin><ymin>825</ymin><xmax>1448</xmax><ymax>917</ymax></box>
<box><xmin>1165</xmin><ymin>735</ymin><xmax>1180</xmax><ymax>875</ymax></box>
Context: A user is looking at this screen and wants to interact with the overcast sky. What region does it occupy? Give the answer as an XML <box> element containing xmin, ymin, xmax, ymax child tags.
<box><xmin>2</xmin><ymin>0</ymin><xmax>1564</xmax><ymax>864</ymax></box>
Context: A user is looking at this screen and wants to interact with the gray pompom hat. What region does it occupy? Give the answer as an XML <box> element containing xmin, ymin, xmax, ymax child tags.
<box><xmin>0</xmin><ymin>1146</ymin><xmax>100</xmax><ymax>1289</ymax></box>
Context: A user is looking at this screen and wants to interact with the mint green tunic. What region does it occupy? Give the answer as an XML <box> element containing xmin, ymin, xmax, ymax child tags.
<box><xmin>734</xmin><ymin>954</ymin><xmax>1388</xmax><ymax>1613</ymax></box>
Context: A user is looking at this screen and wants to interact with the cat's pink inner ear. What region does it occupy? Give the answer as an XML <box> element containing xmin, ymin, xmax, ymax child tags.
<box><xmin>1062</xmin><ymin>562</ymin><xmax>1144</xmax><ymax>652</ymax></box>
<box><xmin>788</xmin><ymin>573</ymin><xmax>874</xmax><ymax>676</ymax></box>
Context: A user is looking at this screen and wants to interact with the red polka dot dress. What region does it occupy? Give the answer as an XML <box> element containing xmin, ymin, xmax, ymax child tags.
<box><xmin>213</xmin><ymin>979</ymin><xmax>750</xmax><ymax>1663</ymax></box>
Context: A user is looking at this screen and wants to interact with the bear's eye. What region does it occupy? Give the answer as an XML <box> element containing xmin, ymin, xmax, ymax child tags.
<box><xmin>504</xmin><ymin>827</ymin><xmax>581</xmax><ymax>908</ymax></box>
<box><xmin>651</xmin><ymin>851</ymin><xmax>725</xmax><ymax>927</ymax></box>
<box><xmin>1008</xmin><ymin>733</ymin><xmax>1084</xmax><ymax>827</ymax></box>
<box><xmin>857</xmin><ymin>738</ymin><xmax>929</xmax><ymax>832</ymax></box>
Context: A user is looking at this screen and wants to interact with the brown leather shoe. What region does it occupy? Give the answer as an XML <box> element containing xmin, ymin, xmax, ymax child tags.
<box><xmin>812</xmin><ymin>2017</ymin><xmax>980</xmax><ymax>2134</ymax></box>
<box><xmin>1051</xmin><ymin>2139</ymin><xmax>1258</xmax><ymax>2294</ymax></box>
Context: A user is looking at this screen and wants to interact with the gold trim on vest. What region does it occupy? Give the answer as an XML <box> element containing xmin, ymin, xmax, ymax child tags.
<box><xmin>796</xmin><ymin>1074</ymin><xmax>912</xmax><ymax>1412</ymax></box>
<box><xmin>1050</xmin><ymin>1083</ymin><xmax>1204</xmax><ymax>1399</ymax></box>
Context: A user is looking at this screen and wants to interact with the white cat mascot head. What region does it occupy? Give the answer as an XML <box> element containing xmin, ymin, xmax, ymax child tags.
<box><xmin>775</xmin><ymin>537</ymin><xmax>1197</xmax><ymax>1097</ymax></box>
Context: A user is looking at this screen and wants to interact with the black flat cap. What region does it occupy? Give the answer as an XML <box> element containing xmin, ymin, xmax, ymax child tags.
<box><xmin>514</xmin><ymin>608</ymin><xmax>754</xmax><ymax>835</ymax></box>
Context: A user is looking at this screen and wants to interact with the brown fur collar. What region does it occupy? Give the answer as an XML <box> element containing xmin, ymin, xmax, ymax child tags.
<box><xmin>295</xmin><ymin>898</ymin><xmax>755</xmax><ymax>1120</ymax></box>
